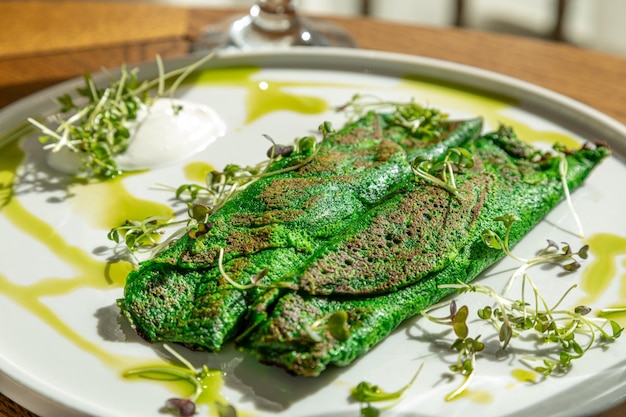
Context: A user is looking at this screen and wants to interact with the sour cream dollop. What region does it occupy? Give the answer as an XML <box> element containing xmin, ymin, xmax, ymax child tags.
<box><xmin>47</xmin><ymin>98</ymin><xmax>227</xmax><ymax>174</ymax></box>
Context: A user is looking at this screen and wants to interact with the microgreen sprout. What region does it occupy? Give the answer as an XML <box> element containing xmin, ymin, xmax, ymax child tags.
<box><xmin>420</xmin><ymin>209</ymin><xmax>623</xmax><ymax>398</ymax></box>
<box><xmin>482</xmin><ymin>214</ymin><xmax>590</xmax><ymax>291</ymax></box>
<box><xmin>217</xmin><ymin>248</ymin><xmax>298</xmax><ymax>291</ymax></box>
<box><xmin>444</xmin><ymin>278</ymin><xmax>622</xmax><ymax>376</ymax></box>
<box><xmin>124</xmin><ymin>344</ymin><xmax>236</xmax><ymax>417</ymax></box>
<box><xmin>554</xmin><ymin>143</ymin><xmax>586</xmax><ymax>238</ymax></box>
<box><xmin>421</xmin><ymin>301</ymin><xmax>484</xmax><ymax>400</ymax></box>
<box><xmin>305</xmin><ymin>310</ymin><xmax>352</xmax><ymax>343</ymax></box>
<box><xmin>351</xmin><ymin>363</ymin><xmax>423</xmax><ymax>417</ymax></box>
<box><xmin>107</xmin><ymin>215</ymin><xmax>187</xmax><ymax>255</ymax></box>
<box><xmin>425</xmin><ymin>274</ymin><xmax>622</xmax><ymax>399</ymax></box>
<box><xmin>336</xmin><ymin>94</ymin><xmax>448</xmax><ymax>140</ymax></box>
<box><xmin>410</xmin><ymin>147</ymin><xmax>474</xmax><ymax>196</ymax></box>
<box><xmin>421</xmin><ymin>300</ymin><xmax>469</xmax><ymax>339</ymax></box>
<box><xmin>28</xmin><ymin>53</ymin><xmax>215</xmax><ymax>179</ymax></box>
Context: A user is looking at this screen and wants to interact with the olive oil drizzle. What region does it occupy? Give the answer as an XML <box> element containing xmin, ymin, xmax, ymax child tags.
<box><xmin>579</xmin><ymin>233</ymin><xmax>626</xmax><ymax>325</ymax></box>
<box><xmin>0</xmin><ymin>142</ymin><xmax>130</xmax><ymax>365</ymax></box>
<box><xmin>183</xmin><ymin>66</ymin><xmax>329</xmax><ymax>124</ymax></box>
<box><xmin>184</xmin><ymin>161</ymin><xmax>217</xmax><ymax>184</ymax></box>
<box><xmin>0</xmin><ymin>141</ymin><xmax>234</xmax><ymax>410</ymax></box>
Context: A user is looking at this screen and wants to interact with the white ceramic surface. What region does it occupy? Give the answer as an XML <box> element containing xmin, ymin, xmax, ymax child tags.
<box><xmin>0</xmin><ymin>48</ymin><xmax>625</xmax><ymax>417</ymax></box>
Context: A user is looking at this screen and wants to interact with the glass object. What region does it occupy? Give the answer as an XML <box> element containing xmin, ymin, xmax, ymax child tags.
<box><xmin>192</xmin><ymin>0</ymin><xmax>356</xmax><ymax>51</ymax></box>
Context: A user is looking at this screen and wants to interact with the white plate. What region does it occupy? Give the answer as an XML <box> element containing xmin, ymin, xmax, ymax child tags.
<box><xmin>1</xmin><ymin>48</ymin><xmax>625</xmax><ymax>417</ymax></box>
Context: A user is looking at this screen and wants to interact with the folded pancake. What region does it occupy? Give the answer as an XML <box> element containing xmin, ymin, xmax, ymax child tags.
<box><xmin>236</xmin><ymin>129</ymin><xmax>609</xmax><ymax>376</ymax></box>
<box><xmin>118</xmin><ymin>111</ymin><xmax>483</xmax><ymax>351</ymax></box>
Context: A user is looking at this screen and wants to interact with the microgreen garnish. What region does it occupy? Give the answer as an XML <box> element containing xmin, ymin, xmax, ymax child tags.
<box><xmin>107</xmin><ymin>215</ymin><xmax>187</xmax><ymax>254</ymax></box>
<box><xmin>217</xmin><ymin>248</ymin><xmax>298</xmax><ymax>291</ymax></box>
<box><xmin>482</xmin><ymin>214</ymin><xmax>590</xmax><ymax>291</ymax></box>
<box><xmin>28</xmin><ymin>53</ymin><xmax>215</xmax><ymax>179</ymax></box>
<box><xmin>554</xmin><ymin>143</ymin><xmax>585</xmax><ymax>238</ymax></box>
<box><xmin>421</xmin><ymin>301</ymin><xmax>484</xmax><ymax>400</ymax></box>
<box><xmin>175</xmin><ymin>133</ymin><xmax>319</xmax><ymax>218</ymax></box>
<box><xmin>424</xmin><ymin>273</ymin><xmax>622</xmax><ymax>399</ymax></box>
<box><xmin>444</xmin><ymin>278</ymin><xmax>622</xmax><ymax>374</ymax></box>
<box><xmin>421</xmin><ymin>300</ymin><xmax>469</xmax><ymax>338</ymax></box>
<box><xmin>124</xmin><ymin>344</ymin><xmax>236</xmax><ymax>417</ymax></box>
<box><xmin>304</xmin><ymin>310</ymin><xmax>352</xmax><ymax>343</ymax></box>
<box><xmin>108</xmin><ymin>133</ymin><xmax>323</xmax><ymax>258</ymax></box>
<box><xmin>420</xmin><ymin>211</ymin><xmax>623</xmax><ymax>399</ymax></box>
<box><xmin>410</xmin><ymin>147</ymin><xmax>474</xmax><ymax>195</ymax></box>
<box><xmin>351</xmin><ymin>363</ymin><xmax>423</xmax><ymax>417</ymax></box>
<box><xmin>336</xmin><ymin>94</ymin><xmax>448</xmax><ymax>139</ymax></box>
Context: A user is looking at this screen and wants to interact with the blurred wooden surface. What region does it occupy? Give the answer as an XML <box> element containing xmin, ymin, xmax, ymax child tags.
<box><xmin>0</xmin><ymin>1</ymin><xmax>625</xmax><ymax>416</ymax></box>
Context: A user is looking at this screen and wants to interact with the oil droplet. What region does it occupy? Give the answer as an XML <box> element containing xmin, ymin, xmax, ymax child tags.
<box><xmin>184</xmin><ymin>161</ymin><xmax>215</xmax><ymax>183</ymax></box>
<box><xmin>511</xmin><ymin>368</ymin><xmax>538</xmax><ymax>383</ymax></box>
<box><xmin>579</xmin><ymin>233</ymin><xmax>626</xmax><ymax>306</ymax></box>
<box><xmin>183</xmin><ymin>67</ymin><xmax>328</xmax><ymax>124</ymax></box>
<box><xmin>451</xmin><ymin>388</ymin><xmax>493</xmax><ymax>404</ymax></box>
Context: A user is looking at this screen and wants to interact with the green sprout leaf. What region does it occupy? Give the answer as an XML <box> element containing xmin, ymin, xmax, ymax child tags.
<box><xmin>351</xmin><ymin>363</ymin><xmax>423</xmax><ymax>407</ymax></box>
<box><xmin>482</xmin><ymin>230</ymin><xmax>503</xmax><ymax>250</ymax></box>
<box><xmin>327</xmin><ymin>311</ymin><xmax>350</xmax><ymax>341</ymax></box>
<box><xmin>451</xmin><ymin>305</ymin><xmax>469</xmax><ymax>339</ymax></box>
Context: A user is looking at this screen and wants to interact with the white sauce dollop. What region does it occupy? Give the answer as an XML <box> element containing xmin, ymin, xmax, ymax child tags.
<box><xmin>47</xmin><ymin>98</ymin><xmax>226</xmax><ymax>174</ymax></box>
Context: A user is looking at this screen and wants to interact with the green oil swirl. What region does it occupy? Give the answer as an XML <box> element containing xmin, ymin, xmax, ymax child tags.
<box><xmin>0</xmin><ymin>141</ymin><xmax>130</xmax><ymax>365</ymax></box>
<box><xmin>579</xmin><ymin>233</ymin><xmax>626</xmax><ymax>326</ymax></box>
<box><xmin>184</xmin><ymin>67</ymin><xmax>328</xmax><ymax>124</ymax></box>
<box><xmin>511</xmin><ymin>368</ymin><xmax>538</xmax><ymax>384</ymax></box>
<box><xmin>184</xmin><ymin>161</ymin><xmax>216</xmax><ymax>183</ymax></box>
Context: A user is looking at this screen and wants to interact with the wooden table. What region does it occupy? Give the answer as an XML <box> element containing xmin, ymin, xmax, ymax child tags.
<box><xmin>1</xmin><ymin>2</ymin><xmax>625</xmax><ymax>416</ymax></box>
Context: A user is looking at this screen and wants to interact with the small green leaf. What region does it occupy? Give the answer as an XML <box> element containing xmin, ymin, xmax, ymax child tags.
<box><xmin>559</xmin><ymin>351</ymin><xmax>572</xmax><ymax>367</ymax></box>
<box><xmin>327</xmin><ymin>311</ymin><xmax>350</xmax><ymax>341</ymax></box>
<box><xmin>351</xmin><ymin>381</ymin><xmax>383</xmax><ymax>403</ymax></box>
<box><xmin>472</xmin><ymin>337</ymin><xmax>485</xmax><ymax>352</ymax></box>
<box><xmin>451</xmin><ymin>305</ymin><xmax>469</xmax><ymax>339</ymax></box>
<box><xmin>482</xmin><ymin>230</ymin><xmax>503</xmax><ymax>250</ymax></box>
<box><xmin>522</xmin><ymin>317</ymin><xmax>534</xmax><ymax>330</ymax></box>
<box><xmin>107</xmin><ymin>229</ymin><xmax>120</xmax><ymax>243</ymax></box>
<box><xmin>571</xmin><ymin>340</ymin><xmax>584</xmax><ymax>355</ymax></box>
<box><xmin>499</xmin><ymin>323</ymin><xmax>513</xmax><ymax>349</ymax></box>
<box><xmin>610</xmin><ymin>321</ymin><xmax>623</xmax><ymax>338</ymax></box>
<box><xmin>477</xmin><ymin>306</ymin><xmax>492</xmax><ymax>320</ymax></box>
<box><xmin>188</xmin><ymin>204</ymin><xmax>210</xmax><ymax>221</ymax></box>
<box><xmin>494</xmin><ymin>213</ymin><xmax>518</xmax><ymax>229</ymax></box>
<box><xmin>563</xmin><ymin>261</ymin><xmax>581</xmax><ymax>272</ymax></box>
<box><xmin>360</xmin><ymin>405</ymin><xmax>381</xmax><ymax>417</ymax></box>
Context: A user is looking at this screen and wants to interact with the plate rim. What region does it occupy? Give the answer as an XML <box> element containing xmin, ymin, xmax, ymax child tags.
<box><xmin>0</xmin><ymin>46</ymin><xmax>625</xmax><ymax>417</ymax></box>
